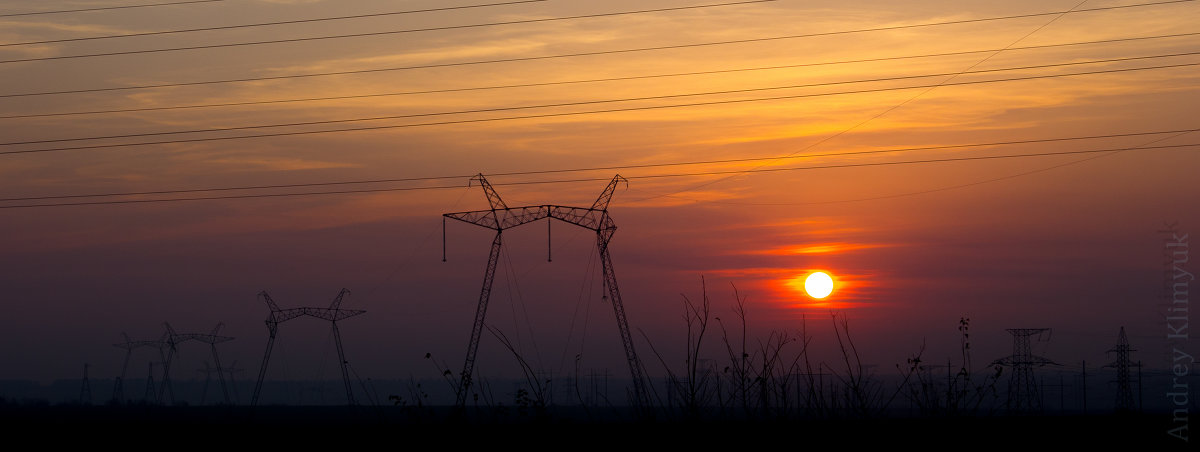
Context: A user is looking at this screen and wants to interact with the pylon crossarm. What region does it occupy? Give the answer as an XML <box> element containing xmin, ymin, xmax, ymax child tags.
<box><xmin>173</xmin><ymin>332</ymin><xmax>233</xmax><ymax>343</ymax></box>
<box><xmin>498</xmin><ymin>206</ymin><xmax>550</xmax><ymax>229</ymax></box>
<box><xmin>272</xmin><ymin>308</ymin><xmax>308</xmax><ymax>323</ymax></box>
<box><xmin>547</xmin><ymin>206</ymin><xmax>604</xmax><ymax>230</ymax></box>
<box><xmin>302</xmin><ymin>307</ymin><xmax>366</xmax><ymax>322</ymax></box>
<box><xmin>444</xmin><ymin>210</ymin><xmax>500</xmax><ymax>229</ymax></box>
<box><xmin>446</xmin><ymin>206</ymin><xmax>550</xmax><ymax>231</ymax></box>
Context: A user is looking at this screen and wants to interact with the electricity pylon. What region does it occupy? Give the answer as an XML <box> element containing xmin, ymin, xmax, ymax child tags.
<box><xmin>111</xmin><ymin>331</ymin><xmax>168</xmax><ymax>403</ymax></box>
<box><xmin>189</xmin><ymin>323</ymin><xmax>235</xmax><ymax>405</ymax></box>
<box><xmin>79</xmin><ymin>363</ymin><xmax>92</xmax><ymax>405</ymax></box>
<box><xmin>160</xmin><ymin>323</ymin><xmax>179</xmax><ymax>404</ymax></box>
<box><xmin>443</xmin><ymin>174</ymin><xmax>647</xmax><ymax>409</ymax></box>
<box><xmin>199</xmin><ymin>360</ymin><xmax>244</xmax><ymax>405</ymax></box>
<box><xmin>143</xmin><ymin>361</ymin><xmax>158</xmax><ymax>403</ymax></box>
<box><xmin>158</xmin><ymin>322</ymin><xmax>234</xmax><ymax>404</ymax></box>
<box><xmin>1103</xmin><ymin>326</ymin><xmax>1138</xmax><ymax>412</ymax></box>
<box><xmin>162</xmin><ymin>323</ymin><xmax>235</xmax><ymax>404</ymax></box>
<box><xmin>251</xmin><ymin>288</ymin><xmax>364</xmax><ymax>406</ymax></box>
<box><xmin>990</xmin><ymin>328</ymin><xmax>1057</xmax><ymax>414</ymax></box>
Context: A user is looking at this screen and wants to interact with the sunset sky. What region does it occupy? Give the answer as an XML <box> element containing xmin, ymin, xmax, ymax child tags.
<box><xmin>0</xmin><ymin>0</ymin><xmax>1196</xmax><ymax>391</ymax></box>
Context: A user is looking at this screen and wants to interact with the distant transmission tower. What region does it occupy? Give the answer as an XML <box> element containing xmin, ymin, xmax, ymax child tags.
<box><xmin>251</xmin><ymin>288</ymin><xmax>364</xmax><ymax>406</ymax></box>
<box><xmin>79</xmin><ymin>363</ymin><xmax>92</xmax><ymax>405</ymax></box>
<box><xmin>183</xmin><ymin>323</ymin><xmax>235</xmax><ymax>404</ymax></box>
<box><xmin>158</xmin><ymin>322</ymin><xmax>232</xmax><ymax>404</ymax></box>
<box><xmin>442</xmin><ymin>174</ymin><xmax>647</xmax><ymax>409</ymax></box>
<box><xmin>111</xmin><ymin>331</ymin><xmax>168</xmax><ymax>404</ymax></box>
<box><xmin>160</xmin><ymin>323</ymin><xmax>180</xmax><ymax>404</ymax></box>
<box><xmin>990</xmin><ymin>328</ymin><xmax>1057</xmax><ymax>414</ymax></box>
<box><xmin>1103</xmin><ymin>326</ymin><xmax>1139</xmax><ymax>412</ymax></box>
<box><xmin>225</xmin><ymin>360</ymin><xmax>244</xmax><ymax>404</ymax></box>
<box><xmin>199</xmin><ymin>360</ymin><xmax>246</xmax><ymax>405</ymax></box>
<box><xmin>158</xmin><ymin>323</ymin><xmax>235</xmax><ymax>405</ymax></box>
<box><xmin>143</xmin><ymin>362</ymin><xmax>158</xmax><ymax>403</ymax></box>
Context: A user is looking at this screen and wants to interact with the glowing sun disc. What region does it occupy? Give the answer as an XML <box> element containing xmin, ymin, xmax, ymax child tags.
<box><xmin>805</xmin><ymin>272</ymin><xmax>834</xmax><ymax>299</ymax></box>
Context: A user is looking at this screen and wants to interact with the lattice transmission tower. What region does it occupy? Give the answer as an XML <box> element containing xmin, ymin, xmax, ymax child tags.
<box><xmin>990</xmin><ymin>328</ymin><xmax>1056</xmax><ymax>414</ymax></box>
<box><xmin>199</xmin><ymin>360</ymin><xmax>244</xmax><ymax>405</ymax></box>
<box><xmin>157</xmin><ymin>322</ymin><xmax>234</xmax><ymax>405</ymax></box>
<box><xmin>1103</xmin><ymin>326</ymin><xmax>1139</xmax><ymax>412</ymax></box>
<box><xmin>442</xmin><ymin>174</ymin><xmax>647</xmax><ymax>409</ymax></box>
<box><xmin>79</xmin><ymin>363</ymin><xmax>92</xmax><ymax>405</ymax></box>
<box><xmin>111</xmin><ymin>331</ymin><xmax>169</xmax><ymax>404</ymax></box>
<box><xmin>252</xmin><ymin>288</ymin><xmax>364</xmax><ymax>406</ymax></box>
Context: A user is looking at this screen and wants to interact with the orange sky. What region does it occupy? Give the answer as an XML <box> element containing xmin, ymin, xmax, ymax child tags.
<box><xmin>0</xmin><ymin>0</ymin><xmax>1196</xmax><ymax>386</ymax></box>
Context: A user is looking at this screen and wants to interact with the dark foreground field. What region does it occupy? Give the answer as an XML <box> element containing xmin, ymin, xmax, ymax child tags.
<box><xmin>0</xmin><ymin>404</ymin><xmax>1188</xmax><ymax>447</ymax></box>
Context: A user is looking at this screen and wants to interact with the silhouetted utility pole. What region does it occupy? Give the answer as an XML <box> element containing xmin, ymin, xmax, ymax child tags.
<box><xmin>990</xmin><ymin>328</ymin><xmax>1056</xmax><ymax>414</ymax></box>
<box><xmin>443</xmin><ymin>174</ymin><xmax>647</xmax><ymax>410</ymax></box>
<box><xmin>252</xmin><ymin>289</ymin><xmax>363</xmax><ymax>406</ymax></box>
<box><xmin>1103</xmin><ymin>326</ymin><xmax>1138</xmax><ymax>413</ymax></box>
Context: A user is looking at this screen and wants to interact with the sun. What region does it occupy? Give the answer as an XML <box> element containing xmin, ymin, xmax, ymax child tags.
<box><xmin>804</xmin><ymin>271</ymin><xmax>834</xmax><ymax>299</ymax></box>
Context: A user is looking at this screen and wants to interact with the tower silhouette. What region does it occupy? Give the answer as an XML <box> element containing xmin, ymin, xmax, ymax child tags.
<box><xmin>143</xmin><ymin>362</ymin><xmax>158</xmax><ymax>403</ymax></box>
<box><xmin>154</xmin><ymin>323</ymin><xmax>235</xmax><ymax>405</ymax></box>
<box><xmin>442</xmin><ymin>174</ymin><xmax>647</xmax><ymax>409</ymax></box>
<box><xmin>79</xmin><ymin>363</ymin><xmax>92</xmax><ymax>405</ymax></box>
<box><xmin>990</xmin><ymin>328</ymin><xmax>1056</xmax><ymax>413</ymax></box>
<box><xmin>111</xmin><ymin>331</ymin><xmax>169</xmax><ymax>404</ymax></box>
<box><xmin>251</xmin><ymin>288</ymin><xmax>364</xmax><ymax>406</ymax></box>
<box><xmin>1103</xmin><ymin>326</ymin><xmax>1138</xmax><ymax>412</ymax></box>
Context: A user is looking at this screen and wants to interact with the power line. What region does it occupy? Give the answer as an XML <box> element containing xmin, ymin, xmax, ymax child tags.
<box><xmin>5</xmin><ymin>29</ymin><xmax>1196</xmax><ymax>99</ymax></box>
<box><xmin>651</xmin><ymin>129</ymin><xmax>1197</xmax><ymax>206</ymax></box>
<box><xmin>17</xmin><ymin>53</ymin><xmax>1197</xmax><ymax>144</ymax></box>
<box><xmin>4</xmin><ymin>61</ymin><xmax>1196</xmax><ymax>154</ymax></box>
<box><xmin>623</xmin><ymin>143</ymin><xmax>1197</xmax><ymax>181</ymax></box>
<box><xmin>0</xmin><ymin>0</ymin><xmax>222</xmax><ymax>18</ymax></box>
<box><xmin>627</xmin><ymin>0</ymin><xmax>1098</xmax><ymax>204</ymax></box>
<box><xmin>2</xmin><ymin>142</ymin><xmax>1194</xmax><ymax>209</ymax></box>
<box><xmin>0</xmin><ymin>0</ymin><xmax>777</xmax><ymax>63</ymax></box>
<box><xmin>0</xmin><ymin>1</ymin><xmax>548</xmax><ymax>47</ymax></box>
<box><xmin>3</xmin><ymin>128</ymin><xmax>1192</xmax><ymax>203</ymax></box>
<box><xmin>6</xmin><ymin>47</ymin><xmax>1197</xmax><ymax>120</ymax></box>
